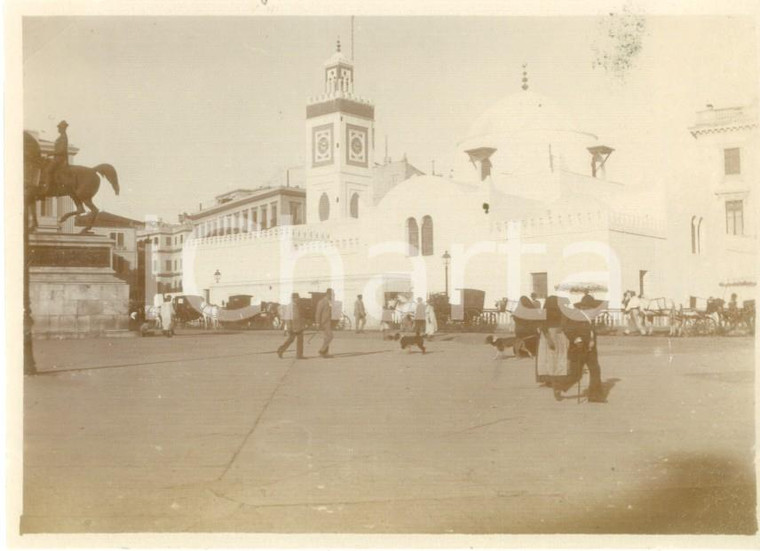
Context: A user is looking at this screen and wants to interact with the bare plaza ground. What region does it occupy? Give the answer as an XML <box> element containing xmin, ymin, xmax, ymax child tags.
<box><xmin>20</xmin><ymin>331</ymin><xmax>756</xmax><ymax>534</ymax></box>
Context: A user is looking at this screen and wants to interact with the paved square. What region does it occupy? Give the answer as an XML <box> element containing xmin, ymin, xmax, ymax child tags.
<box><xmin>22</xmin><ymin>331</ymin><xmax>756</xmax><ymax>534</ymax></box>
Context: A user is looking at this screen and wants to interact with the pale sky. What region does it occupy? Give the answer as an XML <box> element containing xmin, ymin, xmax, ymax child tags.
<box><xmin>23</xmin><ymin>15</ymin><xmax>758</xmax><ymax>222</ymax></box>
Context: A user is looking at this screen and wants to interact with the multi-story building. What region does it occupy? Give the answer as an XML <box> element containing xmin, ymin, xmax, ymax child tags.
<box><xmin>138</xmin><ymin>219</ymin><xmax>193</xmax><ymax>301</ymax></box>
<box><xmin>188</xmin><ymin>184</ymin><xmax>308</xmax><ymax>239</ymax></box>
<box><xmin>667</xmin><ymin>102</ymin><xmax>758</xmax><ymax>304</ymax></box>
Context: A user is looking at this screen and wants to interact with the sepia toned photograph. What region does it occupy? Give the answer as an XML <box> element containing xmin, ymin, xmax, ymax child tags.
<box><xmin>8</xmin><ymin>0</ymin><xmax>759</xmax><ymax>544</ymax></box>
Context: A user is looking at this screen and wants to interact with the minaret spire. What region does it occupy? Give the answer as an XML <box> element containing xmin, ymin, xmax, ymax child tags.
<box><xmin>521</xmin><ymin>63</ymin><xmax>529</xmax><ymax>91</ymax></box>
<box><xmin>336</xmin><ymin>37</ymin><xmax>341</xmax><ymax>53</ymax></box>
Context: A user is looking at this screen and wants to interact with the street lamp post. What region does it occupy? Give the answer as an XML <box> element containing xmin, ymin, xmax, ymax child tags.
<box><xmin>442</xmin><ymin>250</ymin><xmax>451</xmax><ymax>298</ymax></box>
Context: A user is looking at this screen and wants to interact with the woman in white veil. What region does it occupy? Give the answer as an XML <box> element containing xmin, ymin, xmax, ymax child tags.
<box><xmin>424</xmin><ymin>297</ymin><xmax>438</xmax><ymax>337</ymax></box>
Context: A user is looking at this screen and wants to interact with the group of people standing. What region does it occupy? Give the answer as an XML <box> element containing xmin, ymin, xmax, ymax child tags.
<box><xmin>513</xmin><ymin>293</ymin><xmax>607</xmax><ymax>403</ymax></box>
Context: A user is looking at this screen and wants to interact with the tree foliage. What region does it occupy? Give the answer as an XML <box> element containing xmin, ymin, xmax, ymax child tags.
<box><xmin>592</xmin><ymin>5</ymin><xmax>647</xmax><ymax>80</ymax></box>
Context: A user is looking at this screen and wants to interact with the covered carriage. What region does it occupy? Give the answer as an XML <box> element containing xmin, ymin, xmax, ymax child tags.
<box><xmin>219</xmin><ymin>294</ymin><xmax>282</xmax><ymax>329</ymax></box>
<box><xmin>287</xmin><ymin>292</ymin><xmax>350</xmax><ymax>331</ymax></box>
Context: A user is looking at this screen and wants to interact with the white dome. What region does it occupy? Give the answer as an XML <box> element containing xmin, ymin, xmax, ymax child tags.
<box><xmin>455</xmin><ymin>90</ymin><xmax>599</xmax><ymax>186</ymax></box>
<box><xmin>461</xmin><ymin>90</ymin><xmax>595</xmax><ymax>145</ymax></box>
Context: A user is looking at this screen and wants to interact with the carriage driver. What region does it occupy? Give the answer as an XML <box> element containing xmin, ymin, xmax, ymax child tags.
<box><xmin>42</xmin><ymin>120</ymin><xmax>70</xmax><ymax>195</ymax></box>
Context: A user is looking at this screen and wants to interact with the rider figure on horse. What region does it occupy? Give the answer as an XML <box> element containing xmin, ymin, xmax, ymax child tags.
<box><xmin>42</xmin><ymin>120</ymin><xmax>70</xmax><ymax>196</ymax></box>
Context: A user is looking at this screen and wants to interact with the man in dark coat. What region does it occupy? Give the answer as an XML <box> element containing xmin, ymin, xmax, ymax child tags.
<box><xmin>315</xmin><ymin>288</ymin><xmax>334</xmax><ymax>358</ymax></box>
<box><xmin>564</xmin><ymin>294</ymin><xmax>606</xmax><ymax>403</ymax></box>
<box><xmin>277</xmin><ymin>293</ymin><xmax>305</xmax><ymax>359</ymax></box>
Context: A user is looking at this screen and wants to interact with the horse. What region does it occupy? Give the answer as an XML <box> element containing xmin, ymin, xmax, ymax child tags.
<box><xmin>386</xmin><ymin>297</ymin><xmax>416</xmax><ymax>331</ymax></box>
<box><xmin>39</xmin><ymin>160</ymin><xmax>120</xmax><ymax>232</ymax></box>
<box><xmin>24</xmin><ymin>131</ymin><xmax>42</xmax><ymax>230</ymax></box>
<box><xmin>200</xmin><ymin>302</ymin><xmax>220</xmax><ymax>330</ymax></box>
<box><xmin>23</xmin><ymin>131</ymin><xmax>120</xmax><ymax>232</ymax></box>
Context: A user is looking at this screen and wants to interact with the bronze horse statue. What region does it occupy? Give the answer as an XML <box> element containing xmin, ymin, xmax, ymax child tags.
<box><xmin>24</xmin><ymin>131</ymin><xmax>120</xmax><ymax>232</ymax></box>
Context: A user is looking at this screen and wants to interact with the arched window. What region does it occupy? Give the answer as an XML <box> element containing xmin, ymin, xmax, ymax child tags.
<box><xmin>350</xmin><ymin>193</ymin><xmax>359</xmax><ymax>218</ymax></box>
<box><xmin>697</xmin><ymin>217</ymin><xmax>704</xmax><ymax>254</ymax></box>
<box><xmin>421</xmin><ymin>215</ymin><xmax>434</xmax><ymax>256</ymax></box>
<box><xmin>407</xmin><ymin>217</ymin><xmax>419</xmax><ymax>256</ymax></box>
<box><xmin>319</xmin><ymin>193</ymin><xmax>330</xmax><ymax>221</ymax></box>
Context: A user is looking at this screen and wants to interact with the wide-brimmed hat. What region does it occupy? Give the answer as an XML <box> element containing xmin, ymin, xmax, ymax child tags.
<box><xmin>574</xmin><ymin>294</ymin><xmax>604</xmax><ymax>310</ymax></box>
<box><xmin>57</xmin><ymin>120</ymin><xmax>69</xmax><ymax>129</ymax></box>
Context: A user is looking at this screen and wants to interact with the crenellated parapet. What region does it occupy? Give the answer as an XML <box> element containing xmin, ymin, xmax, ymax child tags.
<box><xmin>189</xmin><ymin>225</ymin><xmax>361</xmax><ymax>252</ymax></box>
<box><xmin>307</xmin><ymin>90</ymin><xmax>373</xmax><ymax>107</ymax></box>
<box><xmin>490</xmin><ymin>209</ymin><xmax>666</xmax><ymax>239</ymax></box>
<box><xmin>293</xmin><ymin>237</ymin><xmax>361</xmax><ymax>252</ymax></box>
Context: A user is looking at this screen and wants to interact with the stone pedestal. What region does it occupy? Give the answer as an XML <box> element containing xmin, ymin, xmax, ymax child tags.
<box><xmin>28</xmin><ymin>232</ymin><xmax>130</xmax><ymax>338</ymax></box>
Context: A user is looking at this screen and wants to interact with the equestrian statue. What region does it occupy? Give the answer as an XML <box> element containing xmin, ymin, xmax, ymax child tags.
<box><xmin>24</xmin><ymin>121</ymin><xmax>119</xmax><ymax>233</ymax></box>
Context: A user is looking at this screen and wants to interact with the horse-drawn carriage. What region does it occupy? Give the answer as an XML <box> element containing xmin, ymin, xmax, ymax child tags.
<box><xmin>295</xmin><ymin>292</ymin><xmax>351</xmax><ymax>331</ymax></box>
<box><xmin>219</xmin><ymin>295</ymin><xmax>282</xmax><ymax>329</ymax></box>
<box><xmin>640</xmin><ymin>297</ymin><xmax>673</xmax><ymax>332</ymax></box>
<box><xmin>173</xmin><ymin>295</ymin><xmax>205</xmax><ymax>326</ymax></box>
<box><xmin>429</xmin><ymin>288</ymin><xmax>496</xmax><ymax>330</ymax></box>
<box><xmin>382</xmin><ymin>292</ymin><xmax>415</xmax><ymax>331</ymax></box>
<box><xmin>717</xmin><ymin>298</ymin><xmax>755</xmax><ymax>334</ymax></box>
<box><xmin>676</xmin><ymin>297</ymin><xmax>721</xmax><ymax>336</ymax></box>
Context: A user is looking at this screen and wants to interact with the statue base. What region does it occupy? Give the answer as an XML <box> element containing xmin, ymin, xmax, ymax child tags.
<box><xmin>28</xmin><ymin>232</ymin><xmax>131</xmax><ymax>338</ymax></box>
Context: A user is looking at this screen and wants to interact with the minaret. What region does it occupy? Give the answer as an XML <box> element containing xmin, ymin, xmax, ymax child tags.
<box><xmin>305</xmin><ymin>39</ymin><xmax>375</xmax><ymax>223</ymax></box>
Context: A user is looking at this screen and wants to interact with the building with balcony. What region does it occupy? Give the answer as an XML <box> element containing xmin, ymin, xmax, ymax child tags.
<box><xmin>138</xmin><ymin>219</ymin><xmax>193</xmax><ymax>302</ymax></box>
<box><xmin>187</xmin><ymin>184</ymin><xmax>308</xmax><ymax>239</ymax></box>
<box><xmin>665</xmin><ymin>102</ymin><xmax>759</xmax><ymax>303</ymax></box>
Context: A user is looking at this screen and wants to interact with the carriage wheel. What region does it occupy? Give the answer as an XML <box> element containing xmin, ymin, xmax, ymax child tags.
<box><xmin>464</xmin><ymin>308</ymin><xmax>480</xmax><ymax>327</ymax></box>
<box><xmin>332</xmin><ymin>315</ymin><xmax>350</xmax><ymax>331</ymax></box>
<box><xmin>694</xmin><ymin>317</ymin><xmax>717</xmax><ymax>336</ymax></box>
<box><xmin>701</xmin><ymin>316</ymin><xmax>718</xmax><ymax>336</ymax></box>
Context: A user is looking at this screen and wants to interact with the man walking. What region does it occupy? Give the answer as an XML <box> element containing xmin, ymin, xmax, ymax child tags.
<box><xmin>354</xmin><ymin>294</ymin><xmax>367</xmax><ymax>334</ymax></box>
<box><xmin>315</xmin><ymin>288</ymin><xmax>334</xmax><ymax>358</ymax></box>
<box><xmin>277</xmin><ymin>293</ymin><xmax>305</xmax><ymax>359</ymax></box>
<box><xmin>565</xmin><ymin>294</ymin><xmax>607</xmax><ymax>403</ymax></box>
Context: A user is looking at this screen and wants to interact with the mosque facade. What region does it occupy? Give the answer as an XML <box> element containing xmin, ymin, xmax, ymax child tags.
<box><xmin>180</xmin><ymin>44</ymin><xmax>757</xmax><ymax>323</ymax></box>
